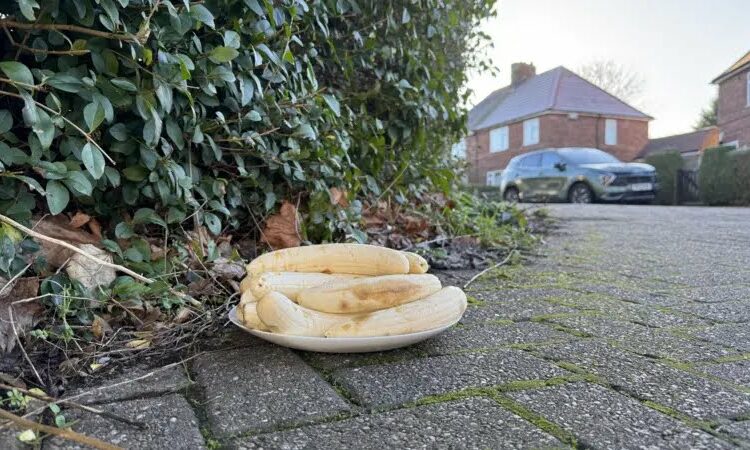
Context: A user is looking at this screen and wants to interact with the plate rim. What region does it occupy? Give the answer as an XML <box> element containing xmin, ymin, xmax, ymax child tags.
<box><xmin>228</xmin><ymin>305</ymin><xmax>459</xmax><ymax>341</ymax></box>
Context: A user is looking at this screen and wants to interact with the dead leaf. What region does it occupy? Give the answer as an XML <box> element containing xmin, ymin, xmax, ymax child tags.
<box><xmin>91</xmin><ymin>315</ymin><xmax>112</xmax><ymax>339</ymax></box>
<box><xmin>68</xmin><ymin>212</ymin><xmax>91</xmax><ymax>229</ymax></box>
<box><xmin>329</xmin><ymin>187</ymin><xmax>349</xmax><ymax>207</ymax></box>
<box><xmin>174</xmin><ymin>307</ymin><xmax>194</xmax><ymax>324</ymax></box>
<box><xmin>212</xmin><ymin>257</ymin><xmax>246</xmax><ymax>280</ymax></box>
<box><xmin>65</xmin><ymin>244</ymin><xmax>116</xmax><ymax>291</ymax></box>
<box><xmin>125</xmin><ymin>339</ymin><xmax>151</xmax><ymax>349</ymax></box>
<box><xmin>0</xmin><ymin>278</ymin><xmax>42</xmax><ymax>354</ymax></box>
<box><xmin>261</xmin><ymin>201</ymin><xmax>301</xmax><ymax>249</ymax></box>
<box><xmin>33</xmin><ymin>216</ymin><xmax>101</xmax><ymax>268</ymax></box>
<box><xmin>87</xmin><ymin>218</ymin><xmax>103</xmax><ymax>240</ymax></box>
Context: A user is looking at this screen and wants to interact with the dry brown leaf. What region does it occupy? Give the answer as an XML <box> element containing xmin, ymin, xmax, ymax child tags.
<box><xmin>329</xmin><ymin>187</ymin><xmax>349</xmax><ymax>207</ymax></box>
<box><xmin>174</xmin><ymin>307</ymin><xmax>194</xmax><ymax>324</ymax></box>
<box><xmin>0</xmin><ymin>278</ymin><xmax>42</xmax><ymax>354</ymax></box>
<box><xmin>33</xmin><ymin>216</ymin><xmax>101</xmax><ymax>268</ymax></box>
<box><xmin>91</xmin><ymin>315</ymin><xmax>112</xmax><ymax>339</ymax></box>
<box><xmin>68</xmin><ymin>212</ymin><xmax>91</xmax><ymax>229</ymax></box>
<box><xmin>87</xmin><ymin>217</ymin><xmax>103</xmax><ymax>240</ymax></box>
<box><xmin>261</xmin><ymin>201</ymin><xmax>301</xmax><ymax>249</ymax></box>
<box><xmin>65</xmin><ymin>244</ymin><xmax>116</xmax><ymax>291</ymax></box>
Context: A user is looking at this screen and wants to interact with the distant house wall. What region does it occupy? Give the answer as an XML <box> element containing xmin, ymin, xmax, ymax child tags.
<box><xmin>717</xmin><ymin>67</ymin><xmax>750</xmax><ymax>147</ymax></box>
<box><xmin>465</xmin><ymin>113</ymin><xmax>649</xmax><ymax>184</ymax></box>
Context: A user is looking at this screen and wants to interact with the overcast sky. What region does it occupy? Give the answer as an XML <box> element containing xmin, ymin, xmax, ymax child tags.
<box><xmin>467</xmin><ymin>0</ymin><xmax>750</xmax><ymax>138</ymax></box>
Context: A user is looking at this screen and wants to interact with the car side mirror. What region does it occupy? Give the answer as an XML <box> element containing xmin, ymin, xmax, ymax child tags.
<box><xmin>554</xmin><ymin>162</ymin><xmax>567</xmax><ymax>171</ymax></box>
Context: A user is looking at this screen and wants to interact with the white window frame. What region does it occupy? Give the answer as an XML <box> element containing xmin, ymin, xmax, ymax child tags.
<box><xmin>746</xmin><ymin>72</ymin><xmax>750</xmax><ymax>107</ymax></box>
<box><xmin>485</xmin><ymin>170</ymin><xmax>503</xmax><ymax>186</ymax></box>
<box><xmin>523</xmin><ymin>118</ymin><xmax>540</xmax><ymax>146</ymax></box>
<box><xmin>489</xmin><ymin>126</ymin><xmax>509</xmax><ymax>153</ymax></box>
<box><xmin>605</xmin><ymin>119</ymin><xmax>618</xmax><ymax>145</ymax></box>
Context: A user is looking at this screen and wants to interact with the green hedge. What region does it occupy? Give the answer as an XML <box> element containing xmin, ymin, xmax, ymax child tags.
<box><xmin>644</xmin><ymin>151</ymin><xmax>683</xmax><ymax>205</ymax></box>
<box><xmin>0</xmin><ymin>0</ymin><xmax>496</xmax><ymax>247</ymax></box>
<box><xmin>731</xmin><ymin>149</ymin><xmax>750</xmax><ymax>205</ymax></box>
<box><xmin>699</xmin><ymin>146</ymin><xmax>738</xmax><ymax>205</ymax></box>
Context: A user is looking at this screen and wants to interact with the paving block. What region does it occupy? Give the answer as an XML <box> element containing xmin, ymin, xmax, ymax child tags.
<box><xmin>695</xmin><ymin>324</ymin><xmax>750</xmax><ymax>352</ymax></box>
<box><xmin>71</xmin><ymin>364</ymin><xmax>192</xmax><ymax>405</ymax></box>
<box><xmin>44</xmin><ymin>395</ymin><xmax>205</xmax><ymax>450</ymax></box>
<box><xmin>236</xmin><ymin>397</ymin><xmax>563</xmax><ymax>449</ymax></box>
<box><xmin>331</xmin><ymin>348</ymin><xmax>567</xmax><ymax>409</ymax></box>
<box><xmin>509</xmin><ymin>382</ymin><xmax>731</xmax><ymax>449</ymax></box>
<box><xmin>191</xmin><ymin>344</ymin><xmax>351</xmax><ymax>437</ymax></box>
<box><xmin>698</xmin><ymin>360</ymin><xmax>750</xmax><ymax>387</ymax></box>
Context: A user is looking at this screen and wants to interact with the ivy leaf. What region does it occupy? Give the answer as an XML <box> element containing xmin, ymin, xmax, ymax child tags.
<box><xmin>111</xmin><ymin>78</ymin><xmax>137</xmax><ymax>92</ymax></box>
<box><xmin>0</xmin><ymin>144</ymin><xmax>28</xmax><ymax>166</ymax></box>
<box><xmin>322</xmin><ymin>94</ymin><xmax>340</xmax><ymax>117</ymax></box>
<box><xmin>204</xmin><ymin>212</ymin><xmax>221</xmax><ymax>235</ymax></box>
<box><xmin>246</xmin><ymin>110</ymin><xmax>261</xmax><ymax>121</ymax></box>
<box><xmin>46</xmin><ymin>180</ymin><xmax>70</xmax><ymax>215</ymax></box>
<box><xmin>81</xmin><ymin>143</ymin><xmax>106</xmax><ymax>179</ymax></box>
<box><xmin>223</xmin><ymin>30</ymin><xmax>241</xmax><ymax>49</ymax></box>
<box><xmin>401</xmin><ymin>8</ymin><xmax>411</xmax><ymax>24</ymax></box>
<box><xmin>123</xmin><ymin>165</ymin><xmax>148</xmax><ymax>182</ymax></box>
<box><xmin>209</xmin><ymin>46</ymin><xmax>239</xmax><ymax>64</ymax></box>
<box><xmin>243</xmin><ymin>0</ymin><xmax>265</xmax><ymax>16</ymax></box>
<box><xmin>18</xmin><ymin>0</ymin><xmax>40</xmax><ymax>20</ymax></box>
<box><xmin>0</xmin><ymin>110</ymin><xmax>12</xmax><ymax>133</ymax></box>
<box><xmin>295</xmin><ymin>123</ymin><xmax>316</xmax><ymax>140</ymax></box>
<box><xmin>83</xmin><ymin>102</ymin><xmax>105</xmax><ymax>132</ymax></box>
<box><xmin>63</xmin><ymin>171</ymin><xmax>93</xmax><ymax>196</ymax></box>
<box><xmin>190</xmin><ymin>4</ymin><xmax>215</xmax><ymax>28</ymax></box>
<box><xmin>0</xmin><ymin>61</ymin><xmax>34</xmax><ymax>87</ymax></box>
<box><xmin>264</xmin><ymin>191</ymin><xmax>276</xmax><ymax>211</ymax></box>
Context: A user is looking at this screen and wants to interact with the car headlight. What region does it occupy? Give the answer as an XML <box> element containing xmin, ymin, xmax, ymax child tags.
<box><xmin>599</xmin><ymin>173</ymin><xmax>616</xmax><ymax>186</ymax></box>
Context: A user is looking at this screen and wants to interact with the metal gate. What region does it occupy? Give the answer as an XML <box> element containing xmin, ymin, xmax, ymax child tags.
<box><xmin>676</xmin><ymin>169</ymin><xmax>700</xmax><ymax>205</ymax></box>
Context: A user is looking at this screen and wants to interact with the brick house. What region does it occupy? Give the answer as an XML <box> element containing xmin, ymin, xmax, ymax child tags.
<box><xmin>712</xmin><ymin>50</ymin><xmax>750</xmax><ymax>148</ymax></box>
<box><xmin>466</xmin><ymin>63</ymin><xmax>652</xmax><ymax>185</ymax></box>
<box><xmin>637</xmin><ymin>127</ymin><xmax>720</xmax><ymax>170</ymax></box>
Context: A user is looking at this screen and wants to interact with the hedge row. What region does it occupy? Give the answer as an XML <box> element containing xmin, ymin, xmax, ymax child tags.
<box><xmin>699</xmin><ymin>146</ymin><xmax>750</xmax><ymax>205</ymax></box>
<box><xmin>644</xmin><ymin>151</ymin><xmax>683</xmax><ymax>205</ymax></box>
<box><xmin>0</xmin><ymin>0</ymin><xmax>496</xmax><ymax>249</ymax></box>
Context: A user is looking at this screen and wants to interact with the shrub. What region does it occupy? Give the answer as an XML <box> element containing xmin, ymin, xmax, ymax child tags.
<box><xmin>731</xmin><ymin>149</ymin><xmax>750</xmax><ymax>205</ymax></box>
<box><xmin>644</xmin><ymin>151</ymin><xmax>683</xmax><ymax>205</ymax></box>
<box><xmin>699</xmin><ymin>146</ymin><xmax>736</xmax><ymax>205</ymax></box>
<box><xmin>0</xmin><ymin>0</ymin><xmax>496</xmax><ymax>244</ymax></box>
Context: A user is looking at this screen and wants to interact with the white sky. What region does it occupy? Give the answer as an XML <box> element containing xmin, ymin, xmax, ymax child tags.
<box><xmin>467</xmin><ymin>0</ymin><xmax>750</xmax><ymax>138</ymax></box>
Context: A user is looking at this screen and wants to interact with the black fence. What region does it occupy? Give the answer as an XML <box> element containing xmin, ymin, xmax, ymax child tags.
<box><xmin>675</xmin><ymin>169</ymin><xmax>701</xmax><ymax>205</ymax></box>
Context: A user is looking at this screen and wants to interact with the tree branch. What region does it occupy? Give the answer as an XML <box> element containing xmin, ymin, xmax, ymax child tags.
<box><xmin>0</xmin><ymin>19</ymin><xmax>139</xmax><ymax>43</ymax></box>
<box><xmin>0</xmin><ymin>408</ymin><xmax>122</xmax><ymax>450</ymax></box>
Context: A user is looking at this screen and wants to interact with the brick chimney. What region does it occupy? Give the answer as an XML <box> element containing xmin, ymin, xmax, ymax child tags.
<box><xmin>511</xmin><ymin>62</ymin><xmax>536</xmax><ymax>87</ymax></box>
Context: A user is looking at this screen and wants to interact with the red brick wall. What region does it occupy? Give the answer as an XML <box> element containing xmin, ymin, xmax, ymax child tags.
<box><xmin>717</xmin><ymin>68</ymin><xmax>750</xmax><ymax>147</ymax></box>
<box><xmin>465</xmin><ymin>113</ymin><xmax>649</xmax><ymax>184</ymax></box>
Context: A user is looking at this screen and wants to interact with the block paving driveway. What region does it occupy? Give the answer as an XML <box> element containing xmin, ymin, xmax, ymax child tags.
<box><xmin>31</xmin><ymin>204</ymin><xmax>750</xmax><ymax>449</ymax></box>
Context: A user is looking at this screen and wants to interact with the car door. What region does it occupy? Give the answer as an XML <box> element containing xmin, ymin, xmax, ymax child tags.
<box><xmin>517</xmin><ymin>153</ymin><xmax>543</xmax><ymax>200</ymax></box>
<box><xmin>539</xmin><ymin>152</ymin><xmax>569</xmax><ymax>199</ymax></box>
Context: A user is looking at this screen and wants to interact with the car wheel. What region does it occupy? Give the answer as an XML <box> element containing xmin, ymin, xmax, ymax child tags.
<box><xmin>504</xmin><ymin>187</ymin><xmax>520</xmax><ymax>203</ymax></box>
<box><xmin>568</xmin><ymin>183</ymin><xmax>593</xmax><ymax>204</ymax></box>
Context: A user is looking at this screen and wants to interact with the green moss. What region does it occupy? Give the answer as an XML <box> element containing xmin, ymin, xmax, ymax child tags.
<box><xmin>200</xmin><ymin>428</ymin><xmax>221</xmax><ymax>450</ymax></box>
<box><xmin>641</xmin><ymin>400</ymin><xmax>716</xmax><ymax>431</ymax></box>
<box><xmin>466</xmin><ymin>295</ymin><xmax>486</xmax><ymax>306</ymax></box>
<box><xmin>414</xmin><ymin>387</ymin><xmax>496</xmax><ymax>406</ymax></box>
<box><xmin>491</xmin><ymin>393</ymin><xmax>578</xmax><ymax>447</ymax></box>
<box><xmin>546</xmin><ymin>324</ymin><xmax>593</xmax><ymax>338</ymax></box>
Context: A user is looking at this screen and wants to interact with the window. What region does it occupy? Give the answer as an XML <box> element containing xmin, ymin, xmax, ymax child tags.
<box><xmin>541</xmin><ymin>152</ymin><xmax>564</xmax><ymax>168</ymax></box>
<box><xmin>747</xmin><ymin>72</ymin><xmax>750</xmax><ymax>107</ymax></box>
<box><xmin>605</xmin><ymin>119</ymin><xmax>617</xmax><ymax>145</ymax></box>
<box><xmin>523</xmin><ymin>118</ymin><xmax>540</xmax><ymax>146</ymax></box>
<box><xmin>485</xmin><ymin>170</ymin><xmax>503</xmax><ymax>186</ymax></box>
<box><xmin>489</xmin><ymin>126</ymin><xmax>509</xmax><ymax>152</ymax></box>
<box><xmin>519</xmin><ymin>153</ymin><xmax>542</xmax><ymax>168</ymax></box>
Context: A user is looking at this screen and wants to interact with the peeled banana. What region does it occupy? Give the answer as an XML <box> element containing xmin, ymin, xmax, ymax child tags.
<box><xmin>241</xmin><ymin>302</ymin><xmax>270</xmax><ymax>331</ymax></box>
<box><xmin>256</xmin><ymin>291</ymin><xmax>349</xmax><ymax>336</ymax></box>
<box><xmin>297</xmin><ymin>274</ymin><xmax>442</xmax><ymax>313</ymax></box>
<box><xmin>249</xmin><ymin>272</ymin><xmax>361</xmax><ymax>301</ymax></box>
<box><xmin>325</xmin><ymin>286</ymin><xmax>467</xmax><ymax>337</ymax></box>
<box><xmin>246</xmin><ymin>243</ymin><xmax>410</xmax><ymax>276</ymax></box>
<box><xmin>239</xmin><ymin>276</ymin><xmax>253</xmax><ymax>294</ymax></box>
<box><xmin>403</xmin><ymin>252</ymin><xmax>429</xmax><ymax>274</ymax></box>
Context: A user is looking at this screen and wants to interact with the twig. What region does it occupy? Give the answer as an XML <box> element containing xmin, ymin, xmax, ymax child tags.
<box><xmin>0</xmin><ymin>408</ymin><xmax>122</xmax><ymax>450</ymax></box>
<box><xmin>0</xmin><ymin>383</ymin><xmax>146</xmax><ymax>429</ymax></box>
<box><xmin>0</xmin><ymin>214</ymin><xmax>202</xmax><ymax>308</ymax></box>
<box><xmin>0</xmin><ymin>263</ymin><xmax>31</xmax><ymax>297</ymax></box>
<box><xmin>8</xmin><ymin>306</ymin><xmax>44</xmax><ymax>387</ymax></box>
<box><xmin>463</xmin><ymin>248</ymin><xmax>518</xmax><ymax>290</ymax></box>
<box><xmin>0</xmin><ymin>19</ymin><xmax>139</xmax><ymax>43</ymax></box>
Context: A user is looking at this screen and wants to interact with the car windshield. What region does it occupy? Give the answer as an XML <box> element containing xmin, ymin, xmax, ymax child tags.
<box><xmin>558</xmin><ymin>149</ymin><xmax>621</xmax><ymax>164</ymax></box>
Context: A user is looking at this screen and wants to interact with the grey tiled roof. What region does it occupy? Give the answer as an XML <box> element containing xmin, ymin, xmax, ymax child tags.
<box><xmin>469</xmin><ymin>66</ymin><xmax>651</xmax><ymax>132</ymax></box>
<box><xmin>638</xmin><ymin>128</ymin><xmax>717</xmax><ymax>158</ymax></box>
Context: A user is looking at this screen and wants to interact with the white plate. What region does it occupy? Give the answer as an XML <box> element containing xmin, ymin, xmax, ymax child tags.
<box><xmin>228</xmin><ymin>306</ymin><xmax>458</xmax><ymax>353</ymax></box>
<box><xmin>630</xmin><ymin>182</ymin><xmax>653</xmax><ymax>192</ymax></box>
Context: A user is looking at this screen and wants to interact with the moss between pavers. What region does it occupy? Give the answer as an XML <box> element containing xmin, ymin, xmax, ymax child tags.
<box><xmin>491</xmin><ymin>393</ymin><xmax>579</xmax><ymax>448</ymax></box>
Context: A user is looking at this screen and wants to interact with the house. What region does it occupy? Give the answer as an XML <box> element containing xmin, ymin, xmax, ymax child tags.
<box><xmin>637</xmin><ymin>127</ymin><xmax>720</xmax><ymax>169</ymax></box>
<box><xmin>466</xmin><ymin>63</ymin><xmax>652</xmax><ymax>185</ymax></box>
<box><xmin>712</xmin><ymin>50</ymin><xmax>750</xmax><ymax>149</ymax></box>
